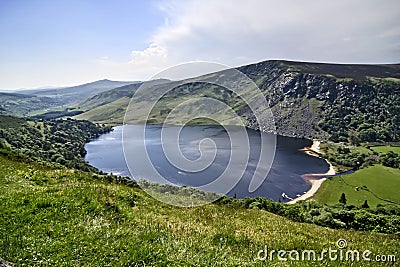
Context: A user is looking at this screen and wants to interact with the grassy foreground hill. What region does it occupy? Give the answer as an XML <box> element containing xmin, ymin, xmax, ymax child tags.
<box><xmin>0</xmin><ymin>150</ymin><xmax>399</xmax><ymax>266</ymax></box>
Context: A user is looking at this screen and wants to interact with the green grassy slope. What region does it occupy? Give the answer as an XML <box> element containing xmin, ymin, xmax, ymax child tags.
<box><xmin>74</xmin><ymin>96</ymin><xmax>131</xmax><ymax>124</ymax></box>
<box><xmin>371</xmin><ymin>146</ymin><xmax>400</xmax><ymax>155</ymax></box>
<box><xmin>313</xmin><ymin>165</ymin><xmax>400</xmax><ymax>207</ymax></box>
<box><xmin>75</xmin><ymin>81</ymin><xmax>246</xmax><ymax>126</ymax></box>
<box><xmin>1</xmin><ymin>151</ymin><xmax>398</xmax><ymax>266</ymax></box>
<box><xmin>75</xmin><ymin>83</ymin><xmax>142</xmax><ymax>111</ymax></box>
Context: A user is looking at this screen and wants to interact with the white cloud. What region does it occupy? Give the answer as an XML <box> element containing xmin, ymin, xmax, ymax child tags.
<box><xmin>149</xmin><ymin>0</ymin><xmax>400</xmax><ymax>65</ymax></box>
<box><xmin>94</xmin><ymin>43</ymin><xmax>170</xmax><ymax>81</ymax></box>
<box><xmin>130</xmin><ymin>43</ymin><xmax>167</xmax><ymax>65</ymax></box>
<box><xmin>97</xmin><ymin>0</ymin><xmax>400</xmax><ymax>82</ymax></box>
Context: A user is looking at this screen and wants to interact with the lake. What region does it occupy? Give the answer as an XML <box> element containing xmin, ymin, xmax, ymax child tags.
<box><xmin>85</xmin><ymin>125</ymin><xmax>329</xmax><ymax>201</ymax></box>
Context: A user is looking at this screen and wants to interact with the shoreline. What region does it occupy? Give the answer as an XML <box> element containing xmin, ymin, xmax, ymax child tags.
<box><xmin>287</xmin><ymin>140</ymin><xmax>335</xmax><ymax>204</ymax></box>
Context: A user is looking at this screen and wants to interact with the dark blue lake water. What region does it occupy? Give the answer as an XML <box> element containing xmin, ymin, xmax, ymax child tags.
<box><xmin>85</xmin><ymin>125</ymin><xmax>329</xmax><ymax>201</ymax></box>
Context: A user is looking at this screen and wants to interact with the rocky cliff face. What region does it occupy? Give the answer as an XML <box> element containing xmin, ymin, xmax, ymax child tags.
<box><xmin>239</xmin><ymin>60</ymin><xmax>400</xmax><ymax>142</ymax></box>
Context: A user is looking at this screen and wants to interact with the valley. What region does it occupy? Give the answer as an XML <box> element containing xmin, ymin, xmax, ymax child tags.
<box><xmin>2</xmin><ymin>1</ymin><xmax>399</xmax><ymax>265</ymax></box>
<box><xmin>0</xmin><ymin>60</ymin><xmax>399</xmax><ymax>266</ymax></box>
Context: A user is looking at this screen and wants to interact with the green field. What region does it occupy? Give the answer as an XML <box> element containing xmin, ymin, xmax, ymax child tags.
<box><xmin>371</xmin><ymin>145</ymin><xmax>400</xmax><ymax>155</ymax></box>
<box><xmin>1</xmin><ymin>151</ymin><xmax>399</xmax><ymax>266</ymax></box>
<box><xmin>313</xmin><ymin>164</ymin><xmax>400</xmax><ymax>207</ymax></box>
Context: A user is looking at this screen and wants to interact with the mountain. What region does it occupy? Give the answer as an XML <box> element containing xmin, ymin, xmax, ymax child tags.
<box><xmin>20</xmin><ymin>79</ymin><xmax>138</xmax><ymax>105</ymax></box>
<box><xmin>75</xmin><ymin>60</ymin><xmax>400</xmax><ymax>143</ymax></box>
<box><xmin>75</xmin><ymin>82</ymin><xmax>143</xmax><ymax>111</ymax></box>
<box><xmin>74</xmin><ymin>79</ymin><xmax>172</xmax><ymax>112</ymax></box>
<box><xmin>73</xmin><ymin>79</ymin><xmax>171</xmax><ymax>124</ymax></box>
<box><xmin>1</xmin><ymin>60</ymin><xmax>398</xmax><ymax>142</ymax></box>
<box><xmin>1</xmin><ymin>66</ymin><xmax>399</xmax><ymax>265</ymax></box>
<box><xmin>0</xmin><ymin>79</ymin><xmax>139</xmax><ymax>118</ymax></box>
<box><xmin>238</xmin><ymin>60</ymin><xmax>400</xmax><ymax>142</ymax></box>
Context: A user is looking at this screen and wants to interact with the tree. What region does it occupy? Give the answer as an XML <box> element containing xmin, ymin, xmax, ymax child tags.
<box><xmin>381</xmin><ymin>151</ymin><xmax>400</xmax><ymax>169</ymax></box>
<box><xmin>337</xmin><ymin>146</ymin><xmax>350</xmax><ymax>154</ymax></box>
<box><xmin>339</xmin><ymin>193</ymin><xmax>347</xmax><ymax>205</ymax></box>
<box><xmin>358</xmin><ymin>128</ymin><xmax>378</xmax><ymax>142</ymax></box>
<box><xmin>361</xmin><ymin>200</ymin><xmax>369</xmax><ymax>209</ymax></box>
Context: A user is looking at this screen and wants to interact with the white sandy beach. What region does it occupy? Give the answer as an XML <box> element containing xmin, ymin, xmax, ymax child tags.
<box><xmin>287</xmin><ymin>178</ymin><xmax>327</xmax><ymax>203</ymax></box>
<box><xmin>287</xmin><ymin>140</ymin><xmax>335</xmax><ymax>204</ymax></box>
<box><xmin>310</xmin><ymin>140</ymin><xmax>320</xmax><ymax>154</ymax></box>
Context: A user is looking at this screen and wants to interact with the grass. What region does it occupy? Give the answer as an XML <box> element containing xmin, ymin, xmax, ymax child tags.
<box><xmin>313</xmin><ymin>164</ymin><xmax>400</xmax><ymax>207</ymax></box>
<box><xmin>371</xmin><ymin>145</ymin><xmax>400</xmax><ymax>155</ymax></box>
<box><xmin>75</xmin><ymin>81</ymin><xmax>255</xmax><ymax>127</ymax></box>
<box><xmin>0</xmin><ymin>151</ymin><xmax>399</xmax><ymax>266</ymax></box>
<box><xmin>74</xmin><ymin>97</ymin><xmax>130</xmax><ymax>124</ymax></box>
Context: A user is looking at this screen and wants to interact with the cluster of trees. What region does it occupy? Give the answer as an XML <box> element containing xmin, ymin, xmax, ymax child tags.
<box><xmin>381</xmin><ymin>151</ymin><xmax>400</xmax><ymax>169</ymax></box>
<box><xmin>325</xmin><ymin>148</ymin><xmax>369</xmax><ymax>169</ymax></box>
<box><xmin>322</xmin><ymin>144</ymin><xmax>378</xmax><ymax>170</ymax></box>
<box><xmin>217</xmin><ymin>196</ymin><xmax>400</xmax><ymax>234</ymax></box>
<box><xmin>318</xmin><ymin>79</ymin><xmax>399</xmax><ymax>143</ymax></box>
<box><xmin>0</xmin><ymin>115</ymin><xmax>111</xmax><ymax>171</ymax></box>
<box><xmin>323</xmin><ymin>144</ymin><xmax>400</xmax><ymax>170</ymax></box>
<box><xmin>30</xmin><ymin>109</ymin><xmax>84</xmax><ymax>120</ymax></box>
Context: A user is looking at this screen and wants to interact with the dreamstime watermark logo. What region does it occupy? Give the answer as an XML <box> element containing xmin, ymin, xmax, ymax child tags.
<box><xmin>122</xmin><ymin>61</ymin><xmax>276</xmax><ymax>206</ymax></box>
<box><xmin>257</xmin><ymin>238</ymin><xmax>396</xmax><ymax>263</ymax></box>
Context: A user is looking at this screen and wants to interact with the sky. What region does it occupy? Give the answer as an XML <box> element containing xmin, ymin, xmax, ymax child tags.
<box><xmin>0</xmin><ymin>0</ymin><xmax>399</xmax><ymax>90</ymax></box>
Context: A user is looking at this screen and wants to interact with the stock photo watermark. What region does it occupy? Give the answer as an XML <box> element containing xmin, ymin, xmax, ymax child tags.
<box><xmin>257</xmin><ymin>239</ymin><xmax>396</xmax><ymax>263</ymax></box>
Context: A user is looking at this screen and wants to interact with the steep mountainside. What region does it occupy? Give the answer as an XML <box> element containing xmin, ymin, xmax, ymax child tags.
<box><xmin>76</xmin><ymin>60</ymin><xmax>400</xmax><ymax>142</ymax></box>
<box><xmin>240</xmin><ymin>61</ymin><xmax>400</xmax><ymax>141</ymax></box>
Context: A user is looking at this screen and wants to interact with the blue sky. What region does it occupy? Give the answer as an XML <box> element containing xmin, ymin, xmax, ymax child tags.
<box><xmin>0</xmin><ymin>0</ymin><xmax>164</xmax><ymax>89</ymax></box>
<box><xmin>0</xmin><ymin>0</ymin><xmax>399</xmax><ymax>89</ymax></box>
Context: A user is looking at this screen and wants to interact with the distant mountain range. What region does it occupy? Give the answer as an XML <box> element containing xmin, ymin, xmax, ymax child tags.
<box><xmin>0</xmin><ymin>92</ymin><xmax>59</xmax><ymax>117</ymax></box>
<box><xmin>21</xmin><ymin>79</ymin><xmax>138</xmax><ymax>104</ymax></box>
<box><xmin>0</xmin><ymin>79</ymin><xmax>138</xmax><ymax>117</ymax></box>
<box><xmin>1</xmin><ymin>60</ymin><xmax>399</xmax><ymax>142</ymax></box>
